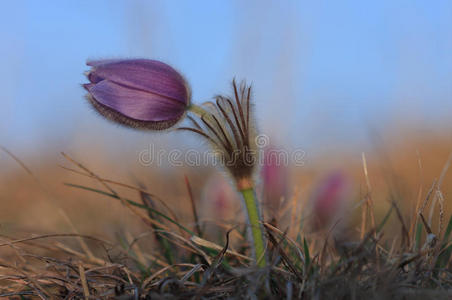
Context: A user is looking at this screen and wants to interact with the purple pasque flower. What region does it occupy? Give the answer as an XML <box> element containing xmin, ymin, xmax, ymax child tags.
<box><xmin>84</xmin><ymin>59</ymin><xmax>190</xmax><ymax>130</ymax></box>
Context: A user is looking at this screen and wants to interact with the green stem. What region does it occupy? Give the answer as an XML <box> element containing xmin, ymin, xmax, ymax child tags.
<box><xmin>240</xmin><ymin>187</ymin><xmax>266</xmax><ymax>267</ymax></box>
<box><xmin>188</xmin><ymin>103</ymin><xmax>209</xmax><ymax>117</ymax></box>
<box><xmin>188</xmin><ymin>104</ymin><xmax>217</xmax><ymax>126</ymax></box>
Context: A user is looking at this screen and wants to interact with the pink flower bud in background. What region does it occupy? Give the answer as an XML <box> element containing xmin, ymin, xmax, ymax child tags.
<box><xmin>83</xmin><ymin>59</ymin><xmax>190</xmax><ymax>130</ymax></box>
<box><xmin>310</xmin><ymin>171</ymin><xmax>350</xmax><ymax>231</ymax></box>
<box><xmin>261</xmin><ymin>146</ymin><xmax>288</xmax><ymax>222</ymax></box>
<box><xmin>201</xmin><ymin>174</ymin><xmax>238</xmax><ymax>228</ymax></box>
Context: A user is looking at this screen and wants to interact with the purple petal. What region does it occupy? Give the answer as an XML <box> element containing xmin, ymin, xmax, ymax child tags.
<box><xmin>89</xmin><ymin>59</ymin><xmax>189</xmax><ymax>105</ymax></box>
<box><xmin>88</xmin><ymin>80</ymin><xmax>186</xmax><ymax>122</ymax></box>
<box><xmin>83</xmin><ymin>83</ymin><xmax>94</xmax><ymax>91</ymax></box>
<box><xmin>86</xmin><ymin>71</ymin><xmax>104</xmax><ymax>84</ymax></box>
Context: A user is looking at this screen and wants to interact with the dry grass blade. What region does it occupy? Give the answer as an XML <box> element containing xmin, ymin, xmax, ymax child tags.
<box><xmin>195</xmin><ymin>219</ymin><xmax>245</xmax><ymax>241</ymax></box>
<box><xmin>155</xmin><ymin>230</ymin><xmax>212</xmax><ymax>265</ymax></box>
<box><xmin>288</xmin><ymin>186</ymin><xmax>301</xmax><ymax>238</ymax></box>
<box><xmin>361</xmin><ymin>152</ymin><xmax>377</xmax><ymax>243</ymax></box>
<box><xmin>181</xmin><ymin>264</ymin><xmax>205</xmax><ymax>283</ymax></box>
<box><xmin>436</xmin><ymin>190</ymin><xmax>445</xmax><ymax>238</ymax></box>
<box><xmin>263</xmin><ymin>223</ymin><xmax>304</xmax><ymax>263</ymax></box>
<box><xmin>265</xmin><ymin>226</ymin><xmax>303</xmax><ymax>282</ymax></box>
<box><xmin>61</xmin><ymin>165</ymin><xmax>179</xmax><ymax>222</ymax></box>
<box><xmin>59</xmin><ymin>209</ymin><xmax>97</xmax><ymax>263</ymax></box>
<box><xmin>392</xmin><ymin>200</ymin><xmax>410</xmax><ymax>248</ymax></box>
<box><xmin>185</xmin><ymin>175</ymin><xmax>203</xmax><ymax>237</ymax></box>
<box><xmin>126</xmin><ymin>235</ymin><xmax>170</xmax><ymax>267</ymax></box>
<box><xmin>61</xmin><ymin>152</ymin><xmax>117</xmax><ymax>196</ymax></box>
<box><xmin>0</xmin><ymin>233</ymin><xmax>111</xmax><ymax>248</ymax></box>
<box><xmin>125</xmin><ymin>231</ymin><xmax>147</xmax><ymax>267</ymax></box>
<box><xmin>6</xmin><ymin>265</ymin><xmax>52</xmax><ymax>299</ymax></box>
<box><xmin>78</xmin><ymin>264</ymin><xmax>90</xmax><ymax>300</ymax></box>
<box><xmin>205</xmin><ymin>230</ymin><xmax>231</xmax><ymax>283</ymax></box>
<box><xmin>196</xmin><ymin>231</ymin><xmax>233</xmax><ymax>298</ymax></box>
<box><xmin>437</xmin><ymin>151</ymin><xmax>452</xmax><ymax>189</ymax></box>
<box><xmin>190</xmin><ymin>235</ymin><xmax>252</xmax><ymax>261</ymax></box>
<box><xmin>0</xmin><ymin>145</ymin><xmax>39</xmax><ymax>184</ymax></box>
<box><xmin>419</xmin><ymin>213</ymin><xmax>433</xmax><ymax>235</ymax></box>
<box><xmin>62</xmin><ymin>152</ymin><xmax>174</xmax><ymax>233</ymax></box>
<box><xmin>53</xmin><ymin>241</ymin><xmax>106</xmax><ymax>265</ymax></box>
<box><xmin>409</xmin><ymin>150</ymin><xmax>424</xmax><ymax>245</ymax></box>
<box><xmin>419</xmin><ymin>180</ymin><xmax>437</xmax><ymax>214</ymax></box>
<box><xmin>141</xmin><ymin>264</ymin><xmax>198</xmax><ymax>289</ymax></box>
<box><xmin>210</xmin><ymin>230</ymin><xmax>231</xmax><ymax>269</ymax></box>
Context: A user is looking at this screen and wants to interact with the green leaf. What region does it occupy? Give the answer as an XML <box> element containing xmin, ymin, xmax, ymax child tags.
<box><xmin>435</xmin><ymin>216</ymin><xmax>452</xmax><ymax>268</ymax></box>
<box><xmin>303</xmin><ymin>237</ymin><xmax>310</xmax><ymax>270</ymax></box>
<box><xmin>442</xmin><ymin>215</ymin><xmax>452</xmax><ymax>245</ymax></box>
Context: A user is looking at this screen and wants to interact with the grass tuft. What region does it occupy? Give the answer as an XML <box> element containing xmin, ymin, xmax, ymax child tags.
<box><xmin>1</xmin><ymin>152</ymin><xmax>452</xmax><ymax>299</ymax></box>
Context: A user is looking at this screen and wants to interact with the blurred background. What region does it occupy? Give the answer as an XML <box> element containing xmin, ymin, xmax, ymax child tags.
<box><xmin>0</xmin><ymin>1</ymin><xmax>451</xmax><ymax>246</ymax></box>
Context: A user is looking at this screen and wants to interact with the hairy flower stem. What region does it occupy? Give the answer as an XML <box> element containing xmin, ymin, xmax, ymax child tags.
<box><xmin>188</xmin><ymin>104</ymin><xmax>209</xmax><ymax>117</ymax></box>
<box><xmin>188</xmin><ymin>104</ymin><xmax>217</xmax><ymax>126</ymax></box>
<box><xmin>238</xmin><ymin>179</ymin><xmax>266</xmax><ymax>267</ymax></box>
<box><xmin>188</xmin><ymin>100</ymin><xmax>266</xmax><ymax>266</ymax></box>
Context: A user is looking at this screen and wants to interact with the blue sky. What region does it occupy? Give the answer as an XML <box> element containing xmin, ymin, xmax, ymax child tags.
<box><xmin>0</xmin><ymin>0</ymin><xmax>451</xmax><ymax>157</ymax></box>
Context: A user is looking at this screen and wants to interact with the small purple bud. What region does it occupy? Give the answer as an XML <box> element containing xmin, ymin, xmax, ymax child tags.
<box><xmin>83</xmin><ymin>59</ymin><xmax>190</xmax><ymax>130</ymax></box>
<box><xmin>201</xmin><ymin>174</ymin><xmax>237</xmax><ymax>221</ymax></box>
<box><xmin>200</xmin><ymin>174</ymin><xmax>239</xmax><ymax>238</ymax></box>
<box><xmin>261</xmin><ymin>146</ymin><xmax>288</xmax><ymax>221</ymax></box>
<box><xmin>311</xmin><ymin>171</ymin><xmax>350</xmax><ymax>230</ymax></box>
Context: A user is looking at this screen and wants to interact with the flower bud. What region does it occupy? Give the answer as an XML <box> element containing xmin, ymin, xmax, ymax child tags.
<box><xmin>83</xmin><ymin>59</ymin><xmax>190</xmax><ymax>130</ymax></box>
<box><xmin>201</xmin><ymin>174</ymin><xmax>238</xmax><ymax>222</ymax></box>
<box><xmin>200</xmin><ymin>174</ymin><xmax>239</xmax><ymax>239</ymax></box>
<box><xmin>261</xmin><ymin>145</ymin><xmax>288</xmax><ymax>221</ymax></box>
<box><xmin>311</xmin><ymin>171</ymin><xmax>350</xmax><ymax>230</ymax></box>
